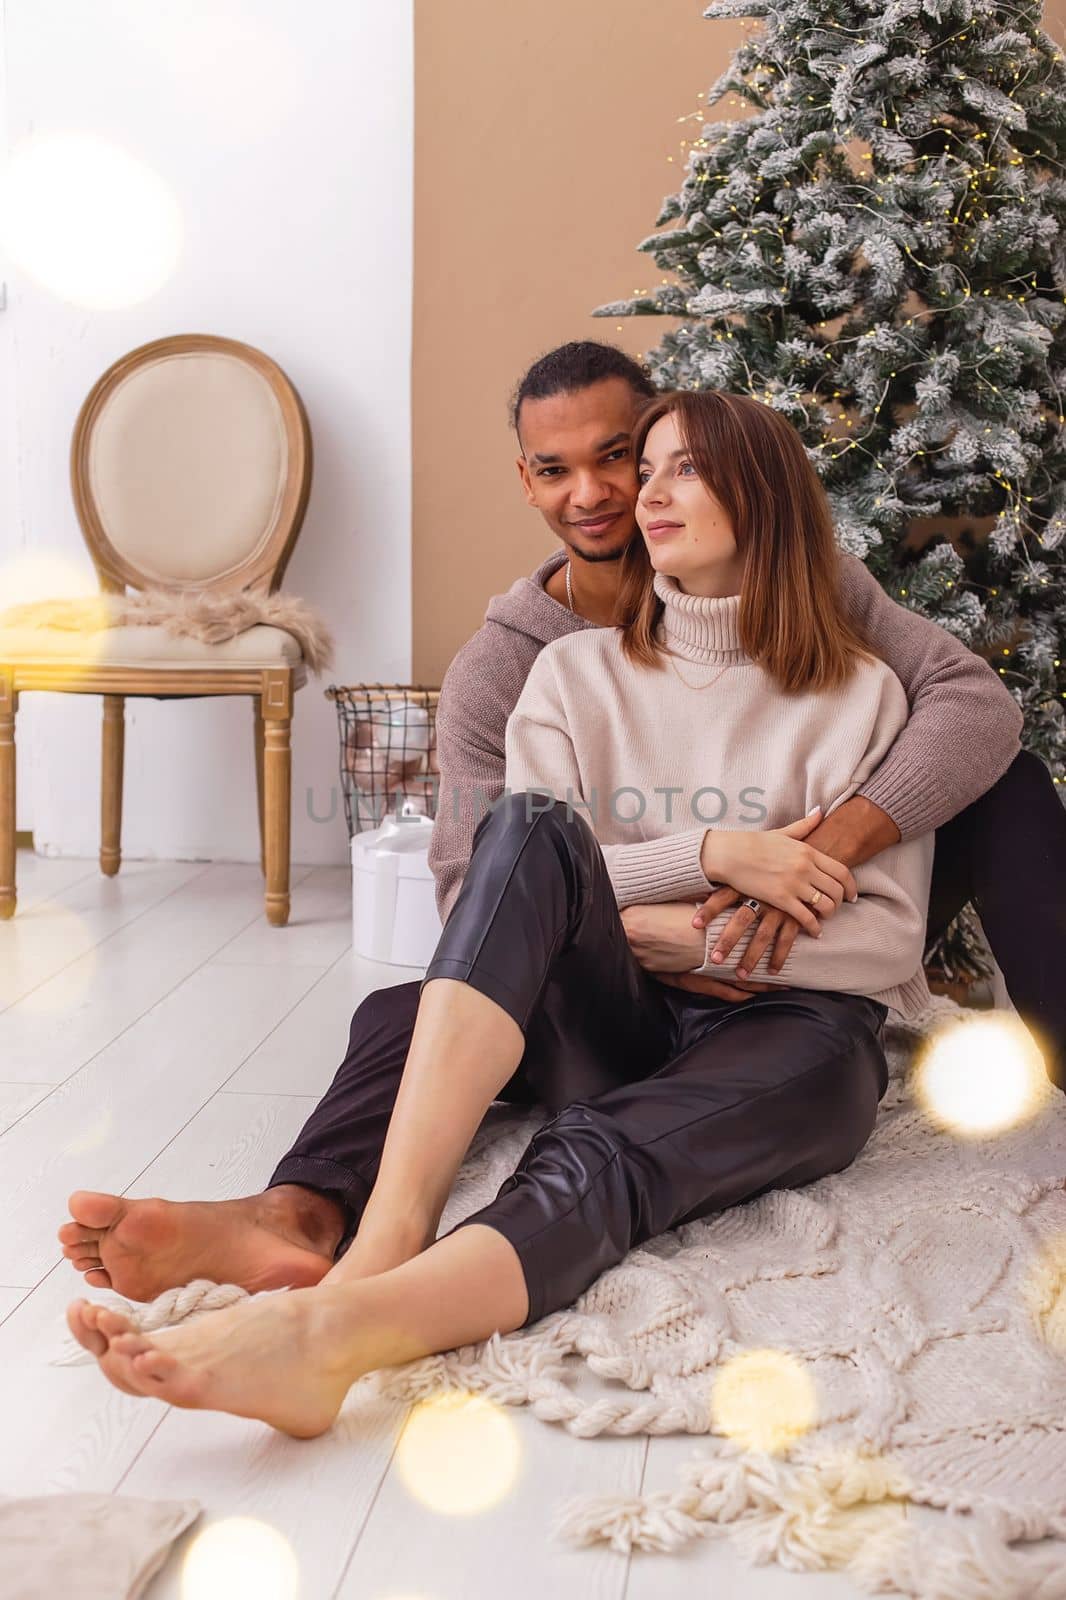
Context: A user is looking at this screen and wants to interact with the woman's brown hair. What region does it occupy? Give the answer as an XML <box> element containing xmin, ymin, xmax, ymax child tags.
<box><xmin>616</xmin><ymin>390</ymin><xmax>879</xmax><ymax>693</ymax></box>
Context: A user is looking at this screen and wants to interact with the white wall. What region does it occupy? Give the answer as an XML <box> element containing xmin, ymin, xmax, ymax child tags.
<box><xmin>0</xmin><ymin>0</ymin><xmax>413</xmax><ymax>866</ymax></box>
<box><xmin>0</xmin><ymin>0</ymin><xmax>37</xmax><ymax>835</ymax></box>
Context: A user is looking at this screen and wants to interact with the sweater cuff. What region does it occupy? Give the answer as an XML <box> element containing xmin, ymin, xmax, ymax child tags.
<box><xmin>857</xmin><ymin>719</ymin><xmax>1021</xmax><ymax>839</ymax></box>
<box><xmin>602</xmin><ymin>827</ymin><xmax>712</xmax><ymax>909</ymax></box>
<box><xmin>856</xmin><ymin>759</ymin><xmax>946</xmax><ymax>841</ymax></box>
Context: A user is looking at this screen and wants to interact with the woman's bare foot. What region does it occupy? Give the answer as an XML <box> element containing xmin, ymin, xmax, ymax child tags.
<box><xmin>65</xmin><ymin>1289</ymin><xmax>364</xmax><ymax>1437</ymax></box>
<box><xmin>66</xmin><ymin>1221</ymin><xmax>530</xmax><ymax>1436</ymax></box>
<box><xmin>327</xmin><ymin>1201</ymin><xmax>437</xmax><ymax>1284</ymax></box>
<box><xmin>57</xmin><ymin>1186</ymin><xmax>345</xmax><ymax>1300</ymax></box>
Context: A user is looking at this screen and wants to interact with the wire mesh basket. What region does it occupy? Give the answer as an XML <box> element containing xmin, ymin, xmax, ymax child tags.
<box><xmin>325</xmin><ymin>683</ymin><xmax>440</xmax><ymax>837</ymax></box>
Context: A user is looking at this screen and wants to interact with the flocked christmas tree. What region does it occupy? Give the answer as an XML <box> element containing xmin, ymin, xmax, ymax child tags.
<box><xmin>597</xmin><ymin>0</ymin><xmax>1066</xmax><ymax>983</ymax></box>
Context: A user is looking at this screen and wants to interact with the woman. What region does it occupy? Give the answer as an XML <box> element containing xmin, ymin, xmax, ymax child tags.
<box><xmin>68</xmin><ymin>391</ymin><xmax>934</xmax><ymax>1436</ymax></box>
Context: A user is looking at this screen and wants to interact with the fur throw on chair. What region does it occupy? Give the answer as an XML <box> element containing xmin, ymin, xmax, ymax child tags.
<box><xmin>0</xmin><ymin>589</ymin><xmax>335</xmax><ymax>675</ymax></box>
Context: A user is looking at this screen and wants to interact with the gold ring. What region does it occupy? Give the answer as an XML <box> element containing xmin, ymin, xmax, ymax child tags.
<box><xmin>809</xmin><ymin>889</ymin><xmax>823</xmax><ymax>908</ymax></box>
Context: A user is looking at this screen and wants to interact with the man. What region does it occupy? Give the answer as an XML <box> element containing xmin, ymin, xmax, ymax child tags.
<box><xmin>58</xmin><ymin>340</ymin><xmax>1065</xmax><ymax>1303</ymax></box>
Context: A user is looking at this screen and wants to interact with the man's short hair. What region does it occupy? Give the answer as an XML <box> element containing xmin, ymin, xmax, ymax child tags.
<box><xmin>511</xmin><ymin>341</ymin><xmax>657</xmax><ymax>437</ymax></box>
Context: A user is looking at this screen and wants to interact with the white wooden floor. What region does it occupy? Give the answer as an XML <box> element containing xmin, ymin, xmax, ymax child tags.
<box><xmin>0</xmin><ymin>848</ymin><xmax>894</xmax><ymax>1599</ymax></box>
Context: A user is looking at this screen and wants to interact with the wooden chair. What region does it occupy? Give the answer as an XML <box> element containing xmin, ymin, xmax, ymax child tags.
<box><xmin>0</xmin><ymin>332</ymin><xmax>313</xmax><ymax>927</ymax></box>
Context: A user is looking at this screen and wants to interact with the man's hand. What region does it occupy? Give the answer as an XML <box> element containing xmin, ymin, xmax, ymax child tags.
<box><xmin>694</xmin><ymin>887</ymin><xmax>805</xmax><ymax>980</ymax></box>
<box><xmin>691</xmin><ymin>796</ymin><xmax>901</xmax><ymax>977</ymax></box>
<box><xmin>619</xmin><ymin>902</ymin><xmax>779</xmax><ymax>1002</ymax></box>
<box><xmin>654</xmin><ymin>969</ymin><xmax>777</xmax><ymax>999</ymax></box>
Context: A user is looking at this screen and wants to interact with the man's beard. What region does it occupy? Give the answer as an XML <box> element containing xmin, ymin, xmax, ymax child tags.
<box><xmin>564</xmin><ymin>530</ymin><xmax>637</xmax><ymax>565</ymax></box>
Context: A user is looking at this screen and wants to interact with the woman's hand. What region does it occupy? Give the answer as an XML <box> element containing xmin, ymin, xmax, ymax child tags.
<box><xmin>620</xmin><ymin>902</ymin><xmax>704</xmax><ymax>972</ymax></box>
<box><xmin>698</xmin><ymin>807</ymin><xmax>858</xmax><ymax>937</ymax></box>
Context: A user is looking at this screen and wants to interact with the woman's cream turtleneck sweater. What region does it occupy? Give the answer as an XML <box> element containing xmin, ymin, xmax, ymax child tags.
<box><xmin>503</xmin><ymin>567</ymin><xmax>935</xmax><ymax>1019</ymax></box>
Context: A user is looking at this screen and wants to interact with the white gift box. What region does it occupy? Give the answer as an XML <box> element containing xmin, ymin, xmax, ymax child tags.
<box><xmin>351</xmin><ymin>806</ymin><xmax>443</xmax><ymax>968</ymax></box>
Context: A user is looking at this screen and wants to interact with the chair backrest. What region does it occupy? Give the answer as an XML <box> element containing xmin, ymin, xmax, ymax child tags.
<box><xmin>71</xmin><ymin>333</ymin><xmax>313</xmax><ymax>596</ymax></box>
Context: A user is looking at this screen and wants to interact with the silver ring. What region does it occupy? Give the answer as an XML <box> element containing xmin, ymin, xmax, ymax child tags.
<box><xmin>741</xmin><ymin>896</ymin><xmax>760</xmax><ymax>914</ymax></box>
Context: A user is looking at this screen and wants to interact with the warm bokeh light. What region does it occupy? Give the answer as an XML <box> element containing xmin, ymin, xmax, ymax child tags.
<box><xmin>710</xmin><ymin>1348</ymin><xmax>817</xmax><ymax>1455</ymax></box>
<box><xmin>182</xmin><ymin>1517</ymin><xmax>298</xmax><ymax>1600</ymax></box>
<box><xmin>778</xmin><ymin>1447</ymin><xmax>909</xmax><ymax>1564</ymax></box>
<box><xmin>915</xmin><ymin>1013</ymin><xmax>1049</xmax><ymax>1138</ymax></box>
<box><xmin>0</xmin><ymin>550</ymin><xmax>111</xmax><ymax>680</ymax></box>
<box><xmin>394</xmin><ymin>1390</ymin><xmax>522</xmax><ymax>1515</ymax></box>
<box><xmin>62</xmin><ymin>1105</ymin><xmax>112</xmax><ymax>1157</ymax></box>
<box><xmin>1026</xmin><ymin>1235</ymin><xmax>1066</xmax><ymax>1357</ymax></box>
<box><xmin>0</xmin><ymin>551</ymin><xmax>102</xmax><ymax>609</ymax></box>
<box><xmin>0</xmin><ymin>131</ymin><xmax>182</xmax><ymax>308</ymax></box>
<box><xmin>11</xmin><ymin>902</ymin><xmax>99</xmax><ymax>1019</ymax></box>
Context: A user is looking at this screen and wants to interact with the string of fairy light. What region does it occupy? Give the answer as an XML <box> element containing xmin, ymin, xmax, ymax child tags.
<box><xmin>613</xmin><ymin>6</ymin><xmax>1066</xmax><ymax>776</ymax></box>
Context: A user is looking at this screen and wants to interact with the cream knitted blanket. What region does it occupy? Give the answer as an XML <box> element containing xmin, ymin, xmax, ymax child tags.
<box><xmin>0</xmin><ymin>590</ymin><xmax>335</xmax><ymax>674</ymax></box>
<box><xmin>57</xmin><ymin>997</ymin><xmax>1066</xmax><ymax>1598</ymax></box>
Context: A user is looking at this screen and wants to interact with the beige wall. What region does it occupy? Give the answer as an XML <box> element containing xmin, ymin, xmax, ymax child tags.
<box><xmin>413</xmin><ymin>0</ymin><xmax>1066</xmax><ymax>684</ymax></box>
<box><xmin>413</xmin><ymin>0</ymin><xmax>738</xmax><ymax>682</ymax></box>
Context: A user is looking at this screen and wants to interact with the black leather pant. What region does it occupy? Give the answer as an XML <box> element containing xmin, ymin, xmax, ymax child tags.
<box><xmin>270</xmin><ymin>790</ymin><xmax>889</xmax><ymax>1329</ymax></box>
<box><xmin>922</xmin><ymin>749</ymin><xmax>1066</xmax><ymax>1089</ymax></box>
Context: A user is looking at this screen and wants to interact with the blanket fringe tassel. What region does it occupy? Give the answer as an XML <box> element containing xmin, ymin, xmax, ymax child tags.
<box><xmin>553</xmin><ymin>1450</ymin><xmax>1066</xmax><ymax>1600</ymax></box>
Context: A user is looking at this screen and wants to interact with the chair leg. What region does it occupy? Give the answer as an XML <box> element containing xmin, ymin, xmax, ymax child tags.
<box><xmin>101</xmin><ymin>694</ymin><xmax>125</xmax><ymax>877</ymax></box>
<box><xmin>0</xmin><ymin>668</ymin><xmax>17</xmax><ymax>920</ymax></box>
<box><xmin>261</xmin><ymin>669</ymin><xmax>293</xmax><ymax>927</ymax></box>
<box><xmin>253</xmin><ymin>696</ymin><xmax>266</xmax><ymax>877</ymax></box>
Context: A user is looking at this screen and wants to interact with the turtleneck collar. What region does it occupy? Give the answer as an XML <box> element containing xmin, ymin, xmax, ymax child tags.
<box><xmin>652</xmin><ymin>568</ymin><xmax>745</xmax><ymax>663</ymax></box>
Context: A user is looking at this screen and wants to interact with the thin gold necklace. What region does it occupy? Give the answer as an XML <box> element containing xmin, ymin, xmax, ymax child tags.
<box><xmin>665</xmin><ymin>652</ymin><xmax>735</xmax><ymax>691</ymax></box>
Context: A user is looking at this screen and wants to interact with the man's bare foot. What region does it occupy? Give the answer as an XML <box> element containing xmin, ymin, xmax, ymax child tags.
<box><xmin>65</xmin><ymin>1286</ymin><xmax>373</xmax><ymax>1438</ymax></box>
<box><xmin>57</xmin><ymin>1186</ymin><xmax>345</xmax><ymax>1301</ymax></box>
